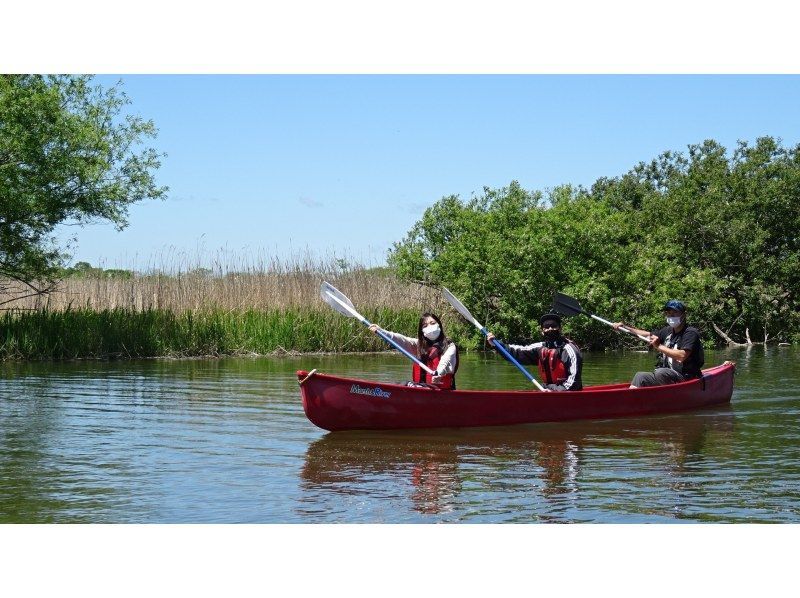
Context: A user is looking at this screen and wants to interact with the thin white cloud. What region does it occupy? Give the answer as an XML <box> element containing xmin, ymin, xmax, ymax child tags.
<box><xmin>299</xmin><ymin>196</ymin><xmax>324</xmax><ymax>208</ymax></box>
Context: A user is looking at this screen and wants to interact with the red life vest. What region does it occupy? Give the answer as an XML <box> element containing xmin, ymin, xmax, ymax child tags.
<box><xmin>412</xmin><ymin>343</ymin><xmax>457</xmax><ymax>389</ymax></box>
<box><xmin>538</xmin><ymin>346</ymin><xmax>568</xmax><ymax>386</ymax></box>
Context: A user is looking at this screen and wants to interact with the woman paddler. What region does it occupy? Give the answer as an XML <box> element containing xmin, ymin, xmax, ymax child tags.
<box><xmin>368</xmin><ymin>312</ymin><xmax>459</xmax><ymax>389</ymax></box>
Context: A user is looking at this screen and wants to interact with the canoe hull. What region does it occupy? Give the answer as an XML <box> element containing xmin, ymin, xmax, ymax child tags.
<box><xmin>297</xmin><ymin>363</ymin><xmax>735</xmax><ymax>432</ymax></box>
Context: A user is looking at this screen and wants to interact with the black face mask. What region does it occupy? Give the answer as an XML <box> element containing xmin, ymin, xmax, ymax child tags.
<box><xmin>543</xmin><ymin>330</ymin><xmax>561</xmax><ymax>342</ymax></box>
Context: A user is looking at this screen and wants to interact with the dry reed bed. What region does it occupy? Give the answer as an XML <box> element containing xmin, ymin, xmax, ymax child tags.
<box><xmin>0</xmin><ymin>265</ymin><xmax>471</xmax><ymax>359</ymax></box>
<box><xmin>2</xmin><ymin>272</ymin><xmax>447</xmax><ymax>313</ymax></box>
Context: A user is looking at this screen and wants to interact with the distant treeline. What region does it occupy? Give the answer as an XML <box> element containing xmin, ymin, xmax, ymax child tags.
<box><xmin>388</xmin><ymin>137</ymin><xmax>800</xmax><ymax>348</ymax></box>
<box><xmin>59</xmin><ymin>262</ymin><xmax>133</xmax><ymax>279</ymax></box>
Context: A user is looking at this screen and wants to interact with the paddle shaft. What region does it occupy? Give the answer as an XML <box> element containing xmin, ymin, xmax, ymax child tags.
<box><xmin>552</xmin><ymin>292</ymin><xmax>653</xmax><ymax>343</ymax></box>
<box><xmin>440</xmin><ymin>288</ymin><xmax>545</xmax><ymax>390</ymax></box>
<box><xmin>324</xmin><ymin>291</ymin><xmax>436</xmax><ymax>375</ymax></box>
<box><xmin>586</xmin><ymin>312</ymin><xmax>651</xmax><ymax>342</ymax></box>
<box><xmin>482</xmin><ymin>327</ymin><xmax>546</xmax><ymax>391</ymax></box>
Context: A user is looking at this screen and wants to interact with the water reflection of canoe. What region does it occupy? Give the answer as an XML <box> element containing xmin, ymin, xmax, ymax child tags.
<box><xmin>300</xmin><ymin>409</ymin><xmax>736</xmax><ymax>513</ymax></box>
<box><xmin>297</xmin><ymin>362</ymin><xmax>735</xmax><ymax>431</ymax></box>
<box><xmin>302</xmin><ymin>409</ymin><xmax>736</xmax><ymax>473</ymax></box>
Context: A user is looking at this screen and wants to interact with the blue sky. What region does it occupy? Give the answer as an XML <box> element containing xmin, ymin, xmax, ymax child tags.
<box><xmin>61</xmin><ymin>74</ymin><xmax>800</xmax><ymax>270</ymax></box>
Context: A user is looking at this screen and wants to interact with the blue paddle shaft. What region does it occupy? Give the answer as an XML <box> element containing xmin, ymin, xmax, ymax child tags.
<box><xmin>480</xmin><ymin>327</ymin><xmax>544</xmax><ymax>390</ymax></box>
<box><xmin>439</xmin><ymin>287</ymin><xmax>543</xmax><ymax>390</ymax></box>
<box><xmin>363</xmin><ymin>318</ymin><xmax>435</xmax><ymax>375</ymax></box>
<box><xmin>493</xmin><ymin>340</ymin><xmax>538</xmax><ymax>384</ymax></box>
<box><xmin>377</xmin><ymin>331</ymin><xmax>433</xmax><ymax>372</ymax></box>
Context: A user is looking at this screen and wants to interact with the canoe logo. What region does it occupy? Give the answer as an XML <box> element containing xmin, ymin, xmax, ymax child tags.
<box><xmin>350</xmin><ymin>384</ymin><xmax>391</xmax><ymax>399</ymax></box>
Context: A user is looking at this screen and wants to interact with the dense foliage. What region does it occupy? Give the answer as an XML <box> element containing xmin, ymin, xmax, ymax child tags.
<box><xmin>389</xmin><ymin>137</ymin><xmax>800</xmax><ymax>348</ymax></box>
<box><xmin>0</xmin><ymin>75</ymin><xmax>166</xmax><ymax>303</ymax></box>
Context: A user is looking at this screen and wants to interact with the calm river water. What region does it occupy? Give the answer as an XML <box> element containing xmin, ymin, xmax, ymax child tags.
<box><xmin>1</xmin><ymin>347</ymin><xmax>798</xmax><ymax>523</ymax></box>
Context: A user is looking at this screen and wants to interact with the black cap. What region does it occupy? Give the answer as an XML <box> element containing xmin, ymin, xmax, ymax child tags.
<box><xmin>539</xmin><ymin>313</ymin><xmax>562</xmax><ymax>327</ymax></box>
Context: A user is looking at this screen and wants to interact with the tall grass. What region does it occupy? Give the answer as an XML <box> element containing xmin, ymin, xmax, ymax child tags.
<box><xmin>0</xmin><ymin>307</ymin><xmax>464</xmax><ymax>360</ymax></box>
<box><xmin>0</xmin><ymin>251</ymin><xmax>471</xmax><ymax>360</ymax></box>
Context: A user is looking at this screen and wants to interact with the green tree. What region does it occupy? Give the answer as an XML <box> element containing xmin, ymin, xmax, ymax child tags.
<box><xmin>628</xmin><ymin>137</ymin><xmax>800</xmax><ymax>344</ymax></box>
<box><xmin>0</xmin><ymin>75</ymin><xmax>166</xmax><ymax>304</ymax></box>
<box><xmin>389</xmin><ymin>138</ymin><xmax>800</xmax><ymax>347</ymax></box>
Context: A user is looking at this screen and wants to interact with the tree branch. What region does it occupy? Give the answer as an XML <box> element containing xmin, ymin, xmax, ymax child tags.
<box><xmin>712</xmin><ymin>321</ymin><xmax>748</xmax><ymax>346</ymax></box>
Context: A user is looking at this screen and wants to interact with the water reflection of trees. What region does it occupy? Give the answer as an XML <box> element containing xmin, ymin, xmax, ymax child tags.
<box><xmin>299</xmin><ymin>408</ymin><xmax>736</xmax><ymax>521</ymax></box>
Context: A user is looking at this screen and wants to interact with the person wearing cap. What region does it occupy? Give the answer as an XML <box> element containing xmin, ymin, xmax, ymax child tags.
<box><xmin>486</xmin><ymin>313</ymin><xmax>583</xmax><ymax>391</ymax></box>
<box><xmin>613</xmin><ymin>300</ymin><xmax>705</xmax><ymax>388</ymax></box>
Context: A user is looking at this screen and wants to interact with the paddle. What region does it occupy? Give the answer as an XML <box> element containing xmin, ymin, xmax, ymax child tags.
<box><xmin>320</xmin><ymin>281</ymin><xmax>436</xmax><ymax>375</ymax></box>
<box><xmin>441</xmin><ymin>287</ymin><xmax>545</xmax><ymax>391</ymax></box>
<box><xmin>551</xmin><ymin>292</ymin><xmax>652</xmax><ymax>342</ymax></box>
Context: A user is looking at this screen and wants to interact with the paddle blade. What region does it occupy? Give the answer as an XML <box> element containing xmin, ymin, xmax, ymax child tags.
<box><xmin>551</xmin><ymin>292</ymin><xmax>585</xmax><ymax>317</ymax></box>
<box><xmin>321</xmin><ymin>281</ymin><xmax>356</xmax><ymax>309</ymax></box>
<box><xmin>441</xmin><ymin>287</ymin><xmax>483</xmax><ymax>329</ymax></box>
<box><xmin>320</xmin><ymin>281</ymin><xmax>361</xmax><ymax>320</ymax></box>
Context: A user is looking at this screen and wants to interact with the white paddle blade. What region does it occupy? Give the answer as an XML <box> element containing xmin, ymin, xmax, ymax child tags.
<box><xmin>442</xmin><ymin>287</ymin><xmax>483</xmax><ymax>329</ymax></box>
<box><xmin>320</xmin><ymin>281</ymin><xmax>363</xmax><ymax>320</ymax></box>
<box><xmin>321</xmin><ymin>281</ymin><xmax>356</xmax><ymax>310</ymax></box>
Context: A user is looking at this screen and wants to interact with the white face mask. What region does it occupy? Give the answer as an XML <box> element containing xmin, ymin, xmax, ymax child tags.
<box><xmin>422</xmin><ymin>323</ymin><xmax>441</xmax><ymax>341</ymax></box>
<box><xmin>666</xmin><ymin>316</ymin><xmax>682</xmax><ymax>328</ymax></box>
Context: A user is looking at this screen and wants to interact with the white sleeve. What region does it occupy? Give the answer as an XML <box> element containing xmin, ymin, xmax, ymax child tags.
<box><xmin>377</xmin><ymin>329</ymin><xmax>419</xmax><ymax>354</ymax></box>
<box><xmin>507</xmin><ymin>342</ymin><xmax>544</xmax><ymax>352</ymax></box>
<box><xmin>435</xmin><ymin>343</ymin><xmax>458</xmax><ymax>375</ymax></box>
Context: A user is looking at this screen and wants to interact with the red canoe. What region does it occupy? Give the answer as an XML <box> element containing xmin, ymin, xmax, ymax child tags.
<box><xmin>297</xmin><ymin>362</ymin><xmax>736</xmax><ymax>432</ymax></box>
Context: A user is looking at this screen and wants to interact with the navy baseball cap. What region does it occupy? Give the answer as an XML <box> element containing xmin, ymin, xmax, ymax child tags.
<box><xmin>662</xmin><ymin>299</ymin><xmax>686</xmax><ymax>312</ymax></box>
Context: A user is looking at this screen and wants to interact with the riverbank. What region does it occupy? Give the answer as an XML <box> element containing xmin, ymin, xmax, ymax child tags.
<box><xmin>1</xmin><ymin>304</ymin><xmax>792</xmax><ymax>361</ymax></box>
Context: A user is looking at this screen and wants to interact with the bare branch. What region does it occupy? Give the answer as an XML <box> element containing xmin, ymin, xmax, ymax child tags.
<box><xmin>0</xmin><ymin>289</ymin><xmax>53</xmax><ymax>308</ymax></box>
<box><xmin>712</xmin><ymin>321</ymin><xmax>748</xmax><ymax>346</ymax></box>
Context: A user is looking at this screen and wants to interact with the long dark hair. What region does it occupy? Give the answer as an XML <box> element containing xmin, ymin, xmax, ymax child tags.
<box><xmin>416</xmin><ymin>312</ymin><xmax>451</xmax><ymax>357</ymax></box>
